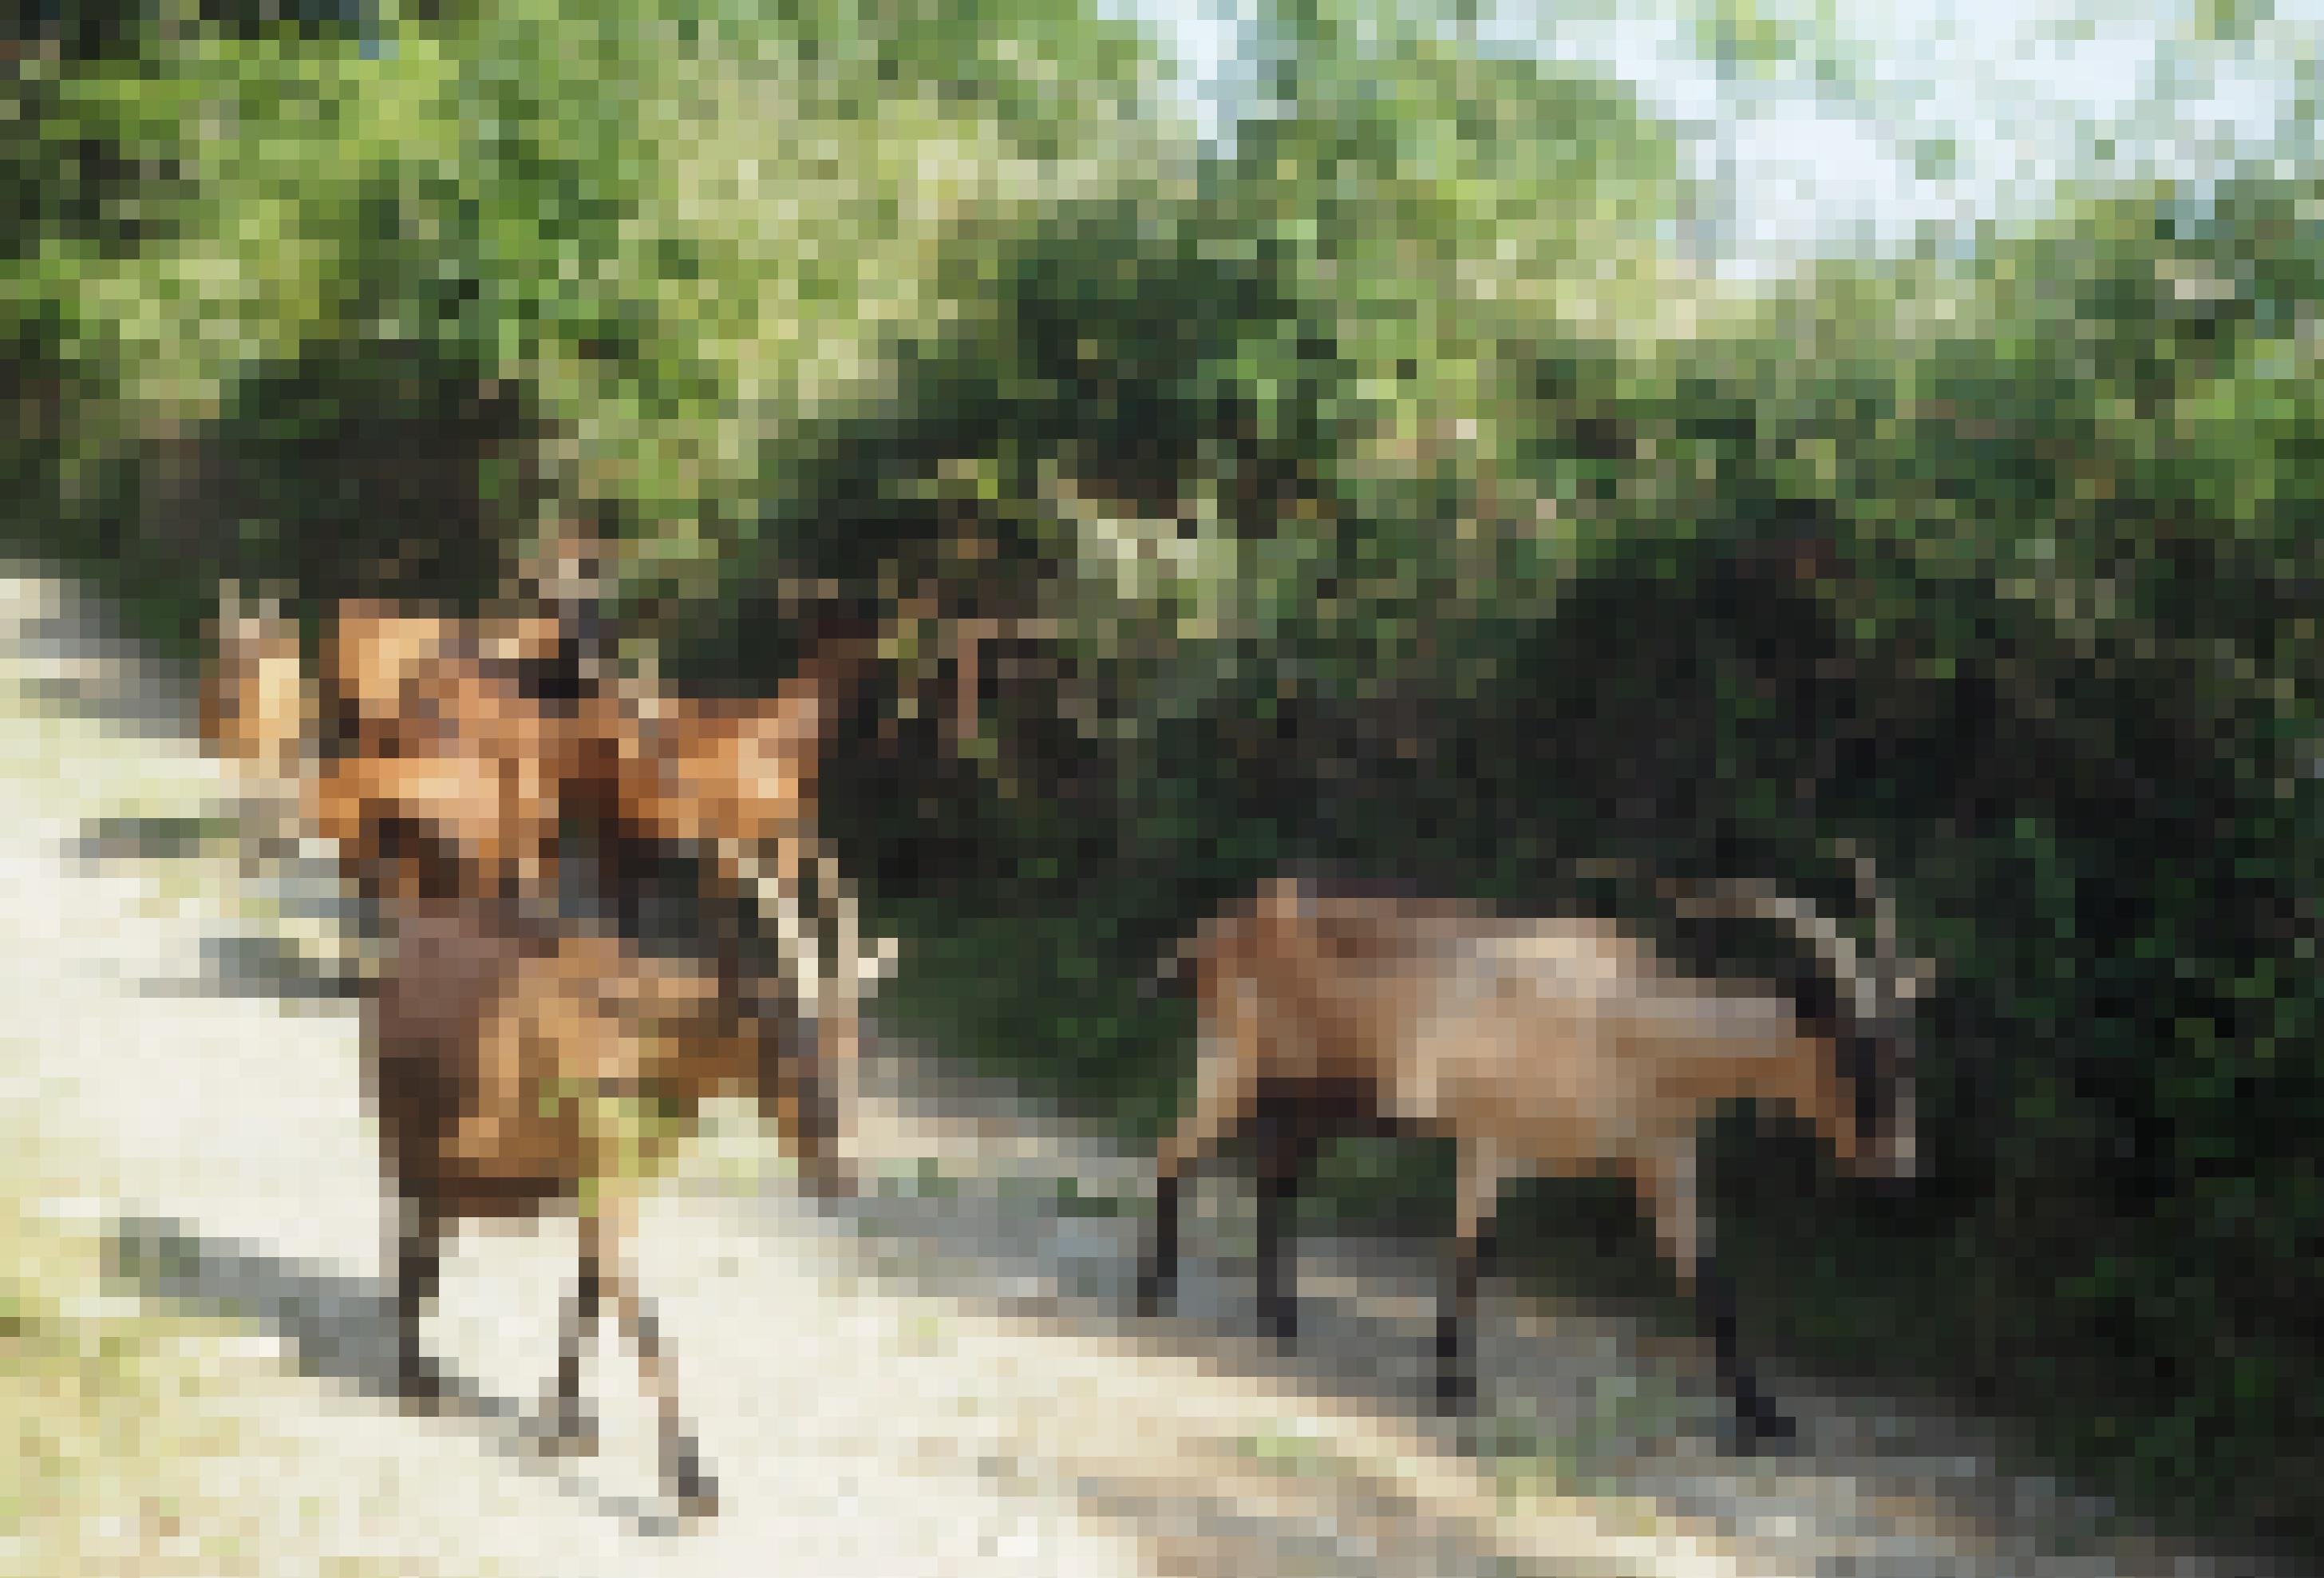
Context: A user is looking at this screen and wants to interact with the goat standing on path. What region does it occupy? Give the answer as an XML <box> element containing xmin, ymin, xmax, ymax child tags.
<box><xmin>208</xmin><ymin>560</ymin><xmax>895</xmax><ymax>1191</ymax></box>
<box><xmin>370</xmin><ymin>895</ymin><xmax>833</xmax><ymax>1520</ymax></box>
<box><xmin>313</xmin><ymin>619</ymin><xmax>577</xmax><ymax>910</ymax></box>
<box><xmin>1136</xmin><ymin>857</ymin><xmax>1931</xmax><ymax>1449</ymax></box>
<box><xmin>584</xmin><ymin>640</ymin><xmax>887</xmax><ymax>1135</ymax></box>
<box><xmin>310</xmin><ymin>603</ymin><xmax>886</xmax><ymax>1112</ymax></box>
<box><xmin>198</xmin><ymin>583</ymin><xmax>314</xmax><ymax>869</ymax></box>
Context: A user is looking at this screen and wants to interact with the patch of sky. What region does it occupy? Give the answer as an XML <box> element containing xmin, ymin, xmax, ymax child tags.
<box><xmin>1105</xmin><ymin>0</ymin><xmax>2324</xmax><ymax>277</ymax></box>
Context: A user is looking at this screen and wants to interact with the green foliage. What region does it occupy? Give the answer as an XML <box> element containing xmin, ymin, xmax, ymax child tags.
<box><xmin>12</xmin><ymin>0</ymin><xmax>2324</xmax><ymax>1552</ymax></box>
<box><xmin>5</xmin><ymin>0</ymin><xmax>1181</xmax><ymax>615</ymax></box>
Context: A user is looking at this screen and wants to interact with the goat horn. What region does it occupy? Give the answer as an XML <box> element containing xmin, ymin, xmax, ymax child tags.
<box><xmin>1832</xmin><ymin>840</ymin><xmax>1934</xmax><ymax>1003</ymax></box>
<box><xmin>1832</xmin><ymin>838</ymin><xmax>1894</xmax><ymax>951</ymax></box>
<box><xmin>1662</xmin><ymin>876</ymin><xmax>1872</xmax><ymax>1009</ymax></box>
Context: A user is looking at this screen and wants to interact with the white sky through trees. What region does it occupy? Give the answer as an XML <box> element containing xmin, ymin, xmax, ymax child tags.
<box><xmin>1106</xmin><ymin>0</ymin><xmax>2324</xmax><ymax>276</ymax></box>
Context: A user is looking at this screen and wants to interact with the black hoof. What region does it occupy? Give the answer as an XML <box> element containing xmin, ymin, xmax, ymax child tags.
<box><xmin>537</xmin><ymin>1394</ymin><xmax>601</xmax><ymax>1459</ymax></box>
<box><xmin>1134</xmin><ymin>1271</ymin><xmax>1170</xmax><ymax>1319</ymax></box>
<box><xmin>1435</xmin><ymin>1370</ymin><xmax>1476</xmax><ymax>1415</ymax></box>
<box><xmin>1260</xmin><ymin>1303</ymin><xmax>1298</xmax><ymax>1347</ymax></box>
<box><xmin>671</xmin><ymin>1453</ymin><xmax>720</xmax><ymax>1521</ymax></box>
<box><xmin>1727</xmin><ymin>1399</ymin><xmax>1799</xmax><ymax>1454</ymax></box>
<box><xmin>397</xmin><ymin>1352</ymin><xmax>457</xmax><ymax>1414</ymax></box>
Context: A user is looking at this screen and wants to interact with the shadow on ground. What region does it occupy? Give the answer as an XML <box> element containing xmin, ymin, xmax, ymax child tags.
<box><xmin>5</xmin><ymin>586</ymin><xmax>200</xmax><ymax>736</ymax></box>
<box><xmin>69</xmin><ymin>813</ymin><xmax>244</xmax><ymax>864</ymax></box>
<box><xmin>105</xmin><ymin>1213</ymin><xmax>703</xmax><ymax>1536</ymax></box>
<box><xmin>178</xmin><ymin>932</ymin><xmax>369</xmax><ymax>1002</ymax></box>
<box><xmin>768</xmin><ymin>1052</ymin><xmax>2235</xmax><ymax>1578</ymax></box>
<box><xmin>111</xmin><ymin>1212</ymin><xmax>482</xmax><ymax>1418</ymax></box>
<box><xmin>66</xmin><ymin>806</ymin><xmax>374</xmax><ymax>1002</ymax></box>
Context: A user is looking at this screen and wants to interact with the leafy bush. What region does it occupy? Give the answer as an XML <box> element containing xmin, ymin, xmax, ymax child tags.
<box><xmin>11</xmin><ymin>0</ymin><xmax>2322</xmax><ymax>1551</ymax></box>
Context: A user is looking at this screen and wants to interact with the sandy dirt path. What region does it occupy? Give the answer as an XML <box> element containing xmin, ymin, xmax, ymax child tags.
<box><xmin>0</xmin><ymin>568</ymin><xmax>2268</xmax><ymax>1578</ymax></box>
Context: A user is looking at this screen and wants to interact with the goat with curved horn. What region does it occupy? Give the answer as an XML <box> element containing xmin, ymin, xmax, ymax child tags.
<box><xmin>1138</xmin><ymin>854</ymin><xmax>1932</xmax><ymax>1448</ymax></box>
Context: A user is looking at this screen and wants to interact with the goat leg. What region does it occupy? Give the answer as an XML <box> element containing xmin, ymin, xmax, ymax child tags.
<box><xmin>765</xmin><ymin>1003</ymin><xmax>844</xmax><ymax>1203</ymax></box>
<box><xmin>1433</xmin><ymin>1275</ymin><xmax>1471</xmax><ymax>1413</ymax></box>
<box><xmin>1438</xmin><ymin>1144</ymin><xmax>1512</xmax><ymax>1414</ymax></box>
<box><xmin>1136</xmin><ymin>1161</ymin><xmax>1184</xmax><ymax>1318</ymax></box>
<box><xmin>802</xmin><ymin>846</ymin><xmax>862</xmax><ymax>1198</ymax></box>
<box><xmin>1254</xmin><ymin>1095</ymin><xmax>1310</xmax><ymax>1345</ymax></box>
<box><xmin>1635</xmin><ymin>1149</ymin><xmax>1793</xmax><ymax>1447</ymax></box>
<box><xmin>1140</xmin><ymin>1024</ymin><xmax>1254</xmax><ymax>1322</ymax></box>
<box><xmin>540</xmin><ymin>1221</ymin><xmax>605</xmax><ymax>1458</ymax></box>
<box><xmin>1436</xmin><ymin>1231</ymin><xmax>1499</xmax><ymax>1414</ymax></box>
<box><xmin>596</xmin><ymin>1202</ymin><xmax>717</xmax><ymax>1519</ymax></box>
<box><xmin>796</xmin><ymin>1026</ymin><xmax>851</xmax><ymax>1200</ymax></box>
<box><xmin>1696</xmin><ymin>1254</ymin><xmax>1796</xmax><ymax>1452</ymax></box>
<box><xmin>393</xmin><ymin>1199</ymin><xmax>453</xmax><ymax>1412</ymax></box>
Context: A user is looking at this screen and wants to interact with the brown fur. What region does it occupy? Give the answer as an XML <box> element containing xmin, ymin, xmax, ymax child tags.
<box><xmin>198</xmin><ymin>588</ymin><xmax>317</xmax><ymax>872</ymax></box>
<box><xmin>200</xmin><ymin>589</ymin><xmax>312</xmax><ymax>779</ymax></box>
<box><xmin>587</xmin><ymin>651</ymin><xmax>860</xmax><ymax>898</ymax></box>
<box><xmin>237</xmin><ymin>584</ymin><xmax>880</xmax><ymax>1187</ymax></box>
<box><xmin>1140</xmin><ymin>869</ymin><xmax>1926</xmax><ymax>1444</ymax></box>
<box><xmin>372</xmin><ymin>894</ymin><xmax>830</xmax><ymax>1517</ymax></box>
<box><xmin>313</xmin><ymin>635</ymin><xmax>579</xmax><ymax>907</ymax></box>
<box><xmin>311</xmin><ymin>606</ymin><xmax>869</xmax><ymax>931</ymax></box>
<box><xmin>578</xmin><ymin>643</ymin><xmax>883</xmax><ymax>1105</ymax></box>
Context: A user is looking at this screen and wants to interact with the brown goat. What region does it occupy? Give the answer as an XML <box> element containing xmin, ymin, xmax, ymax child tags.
<box><xmin>370</xmin><ymin>894</ymin><xmax>832</xmax><ymax>1519</ymax></box>
<box><xmin>311</xmin><ymin>606</ymin><xmax>880</xmax><ymax>981</ymax></box>
<box><xmin>1136</xmin><ymin>857</ymin><xmax>1931</xmax><ymax>1448</ymax></box>
<box><xmin>308</xmin><ymin>602</ymin><xmax>592</xmax><ymax>909</ymax></box>
<box><xmin>199</xmin><ymin>583</ymin><xmax>311</xmax><ymax>778</ymax></box>
<box><xmin>198</xmin><ymin>584</ymin><xmax>314</xmax><ymax>868</ymax></box>
<box><xmin>312</xmin><ymin>631</ymin><xmax>577</xmax><ymax>909</ymax></box>
<box><xmin>302</xmin><ymin>601</ymin><xmax>887</xmax><ymax>1180</ymax></box>
<box><xmin>583</xmin><ymin>643</ymin><xmax>886</xmax><ymax>1090</ymax></box>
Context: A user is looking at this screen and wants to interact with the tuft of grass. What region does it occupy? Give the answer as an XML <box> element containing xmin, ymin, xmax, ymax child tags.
<box><xmin>1231</xmin><ymin>1426</ymin><xmax>1369</xmax><ymax>1484</ymax></box>
<box><xmin>0</xmin><ymin>1131</ymin><xmax>476</xmax><ymax>1576</ymax></box>
<box><xmin>1049</xmin><ymin>1175</ymin><xmax>1134</xmax><ymax>1220</ymax></box>
<box><xmin>872</xmin><ymin>900</ymin><xmax>1191</xmax><ymax>1135</ymax></box>
<box><xmin>0</xmin><ymin>1157</ymin><xmax>259</xmax><ymax>1573</ymax></box>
